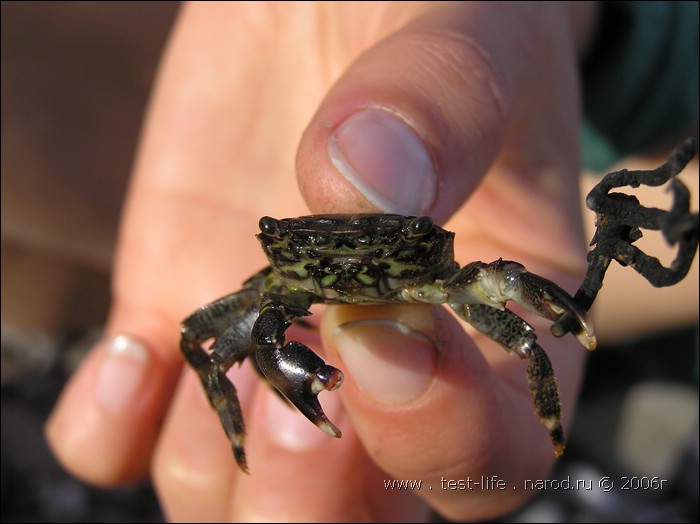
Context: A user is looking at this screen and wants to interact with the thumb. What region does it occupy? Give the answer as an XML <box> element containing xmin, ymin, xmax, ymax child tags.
<box><xmin>294</xmin><ymin>5</ymin><xmax>595</xmax><ymax>519</ymax></box>
<box><xmin>297</xmin><ymin>3</ymin><xmax>587</xmax><ymax>226</ymax></box>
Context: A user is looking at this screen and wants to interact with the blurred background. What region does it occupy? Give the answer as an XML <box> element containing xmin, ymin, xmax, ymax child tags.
<box><xmin>1</xmin><ymin>2</ymin><xmax>698</xmax><ymax>522</ymax></box>
<box><xmin>2</xmin><ymin>2</ymin><xmax>178</xmax><ymax>521</ymax></box>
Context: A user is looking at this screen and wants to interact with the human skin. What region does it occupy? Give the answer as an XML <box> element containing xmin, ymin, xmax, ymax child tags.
<box><xmin>43</xmin><ymin>2</ymin><xmax>637</xmax><ymax>521</ymax></box>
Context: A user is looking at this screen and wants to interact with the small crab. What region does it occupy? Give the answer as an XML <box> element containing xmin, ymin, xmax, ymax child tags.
<box><xmin>181</xmin><ymin>214</ymin><xmax>596</xmax><ymax>472</ymax></box>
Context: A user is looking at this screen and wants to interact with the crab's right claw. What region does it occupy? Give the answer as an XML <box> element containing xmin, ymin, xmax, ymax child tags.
<box><xmin>250</xmin><ymin>293</ymin><xmax>344</xmax><ymax>438</ymax></box>
<box><xmin>507</xmin><ymin>267</ymin><xmax>596</xmax><ymax>351</ymax></box>
<box><xmin>255</xmin><ymin>340</ymin><xmax>344</xmax><ymax>437</ymax></box>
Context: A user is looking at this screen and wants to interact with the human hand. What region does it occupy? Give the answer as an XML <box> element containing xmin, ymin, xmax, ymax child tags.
<box><xmin>46</xmin><ymin>2</ymin><xmax>598</xmax><ymax>521</ymax></box>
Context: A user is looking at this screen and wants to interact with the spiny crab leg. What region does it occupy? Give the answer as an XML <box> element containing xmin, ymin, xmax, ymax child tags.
<box><xmin>443</xmin><ymin>259</ymin><xmax>596</xmax><ymax>351</ymax></box>
<box><xmin>251</xmin><ymin>294</ymin><xmax>344</xmax><ymax>439</ymax></box>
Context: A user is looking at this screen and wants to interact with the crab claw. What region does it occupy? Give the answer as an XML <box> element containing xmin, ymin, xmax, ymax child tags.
<box><xmin>444</xmin><ymin>260</ymin><xmax>596</xmax><ymax>350</ymax></box>
<box><xmin>256</xmin><ymin>341</ymin><xmax>344</xmax><ymax>438</ymax></box>
<box><xmin>498</xmin><ymin>262</ymin><xmax>596</xmax><ymax>351</ymax></box>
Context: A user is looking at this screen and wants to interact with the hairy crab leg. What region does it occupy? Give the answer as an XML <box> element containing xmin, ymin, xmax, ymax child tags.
<box><xmin>526</xmin><ymin>344</ymin><xmax>565</xmax><ymax>457</ymax></box>
<box><xmin>450</xmin><ymin>303</ymin><xmax>564</xmax><ymax>456</ymax></box>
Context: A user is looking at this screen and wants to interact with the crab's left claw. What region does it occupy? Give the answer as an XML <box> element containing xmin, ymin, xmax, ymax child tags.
<box><xmin>445</xmin><ymin>260</ymin><xmax>596</xmax><ymax>350</ymax></box>
<box><xmin>499</xmin><ymin>261</ymin><xmax>596</xmax><ymax>350</ymax></box>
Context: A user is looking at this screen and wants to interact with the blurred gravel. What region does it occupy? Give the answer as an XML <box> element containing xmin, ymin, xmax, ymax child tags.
<box><xmin>1</xmin><ymin>328</ymin><xmax>163</xmax><ymax>523</ymax></box>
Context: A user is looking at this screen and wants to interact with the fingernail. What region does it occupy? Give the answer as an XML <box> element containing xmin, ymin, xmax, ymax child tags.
<box><xmin>95</xmin><ymin>335</ymin><xmax>150</xmax><ymax>413</ymax></box>
<box><xmin>333</xmin><ymin>319</ymin><xmax>437</xmax><ymax>403</ymax></box>
<box><xmin>328</xmin><ymin>109</ymin><xmax>436</xmax><ymax>215</ymax></box>
<box><xmin>265</xmin><ymin>387</ymin><xmax>344</xmax><ymax>452</ymax></box>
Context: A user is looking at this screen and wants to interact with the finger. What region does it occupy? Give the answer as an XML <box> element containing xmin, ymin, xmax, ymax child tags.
<box><xmin>290</xmin><ymin>4</ymin><xmax>595</xmax><ymax>520</ymax></box>
<box><xmin>231</xmin><ymin>384</ymin><xmax>369</xmax><ymax>521</ymax></box>
<box><xmin>229</xmin><ymin>377</ymin><xmax>431</xmax><ymax>522</ymax></box>
<box><xmin>45</xmin><ymin>1</ymin><xmax>309</xmax><ymax>487</ymax></box>
<box><xmin>45</xmin><ymin>331</ymin><xmax>178</xmax><ymax>485</ymax></box>
<box><xmin>321</xmin><ymin>301</ymin><xmax>586</xmax><ymax>521</ymax></box>
<box><xmin>152</xmin><ymin>367</ymin><xmax>253</xmax><ymax>522</ymax></box>
<box><xmin>44</xmin><ymin>190</ymin><xmax>258</xmax><ymax>486</ymax></box>
<box><xmin>297</xmin><ymin>2</ymin><xmax>591</xmax><ymax>266</ymax></box>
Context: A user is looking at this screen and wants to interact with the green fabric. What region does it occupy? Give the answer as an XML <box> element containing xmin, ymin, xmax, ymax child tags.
<box><xmin>581</xmin><ymin>1</ymin><xmax>699</xmax><ymax>171</ymax></box>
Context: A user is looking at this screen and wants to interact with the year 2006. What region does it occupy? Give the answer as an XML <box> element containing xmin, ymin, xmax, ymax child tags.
<box><xmin>620</xmin><ymin>476</ymin><xmax>668</xmax><ymax>490</ymax></box>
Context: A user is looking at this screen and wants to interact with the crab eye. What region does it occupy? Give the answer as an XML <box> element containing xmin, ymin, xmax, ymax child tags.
<box><xmin>259</xmin><ymin>216</ymin><xmax>281</xmax><ymax>237</ymax></box>
<box><xmin>404</xmin><ymin>216</ymin><xmax>433</xmax><ymax>239</ymax></box>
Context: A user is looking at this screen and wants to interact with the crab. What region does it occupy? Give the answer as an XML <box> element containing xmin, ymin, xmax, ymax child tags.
<box><xmin>181</xmin><ymin>139</ymin><xmax>699</xmax><ymax>474</ymax></box>
<box><xmin>181</xmin><ymin>213</ymin><xmax>597</xmax><ymax>473</ymax></box>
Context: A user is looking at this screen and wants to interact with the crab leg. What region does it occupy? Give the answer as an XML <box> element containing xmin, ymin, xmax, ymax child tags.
<box><xmin>526</xmin><ymin>344</ymin><xmax>565</xmax><ymax>457</ymax></box>
<box><xmin>252</xmin><ymin>292</ymin><xmax>344</xmax><ymax>439</ymax></box>
<box><xmin>180</xmin><ymin>282</ymin><xmax>262</xmax><ymax>473</ymax></box>
<box><xmin>450</xmin><ymin>303</ymin><xmax>564</xmax><ymax>456</ymax></box>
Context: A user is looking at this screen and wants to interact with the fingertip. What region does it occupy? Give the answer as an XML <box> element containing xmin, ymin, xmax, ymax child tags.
<box><xmin>320</xmin><ymin>304</ymin><xmax>498</xmax><ymax>473</ymax></box>
<box><xmin>296</xmin><ymin>5</ymin><xmax>516</xmax><ymax>222</ymax></box>
<box><xmin>45</xmin><ymin>334</ymin><xmax>174</xmax><ymax>486</ymax></box>
<box><xmin>325</xmin><ymin>109</ymin><xmax>438</xmax><ymax>216</ymax></box>
<box><xmin>330</xmin><ymin>312</ymin><xmax>439</xmax><ymax>405</ymax></box>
